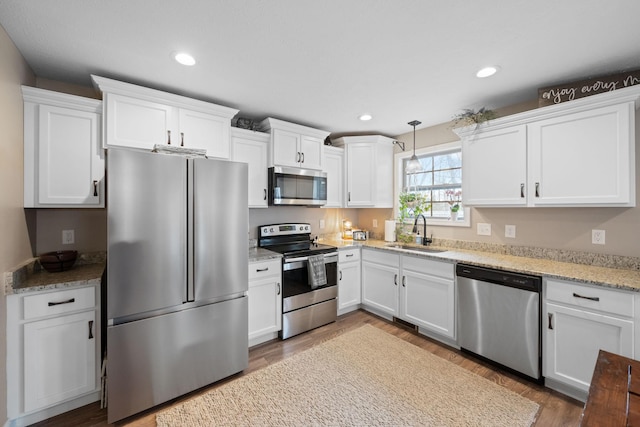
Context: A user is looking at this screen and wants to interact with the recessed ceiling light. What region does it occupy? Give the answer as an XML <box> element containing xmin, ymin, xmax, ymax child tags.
<box><xmin>476</xmin><ymin>66</ymin><xmax>499</xmax><ymax>78</ymax></box>
<box><xmin>359</xmin><ymin>114</ymin><xmax>373</xmax><ymax>121</ymax></box>
<box><xmin>174</xmin><ymin>52</ymin><xmax>196</xmax><ymax>66</ymax></box>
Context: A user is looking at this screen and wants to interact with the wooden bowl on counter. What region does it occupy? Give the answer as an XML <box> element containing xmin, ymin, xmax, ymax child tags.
<box><xmin>39</xmin><ymin>250</ymin><xmax>77</xmax><ymax>273</ymax></box>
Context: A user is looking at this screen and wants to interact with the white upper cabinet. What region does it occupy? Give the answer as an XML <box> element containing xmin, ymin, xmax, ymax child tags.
<box><xmin>92</xmin><ymin>75</ymin><xmax>238</xmax><ymax>158</ymax></box>
<box><xmin>455</xmin><ymin>86</ymin><xmax>639</xmax><ymax>207</ymax></box>
<box><xmin>231</xmin><ymin>128</ymin><xmax>269</xmax><ymax>208</ymax></box>
<box><xmin>323</xmin><ymin>146</ymin><xmax>344</xmax><ymax>208</ymax></box>
<box><xmin>260</xmin><ymin>117</ymin><xmax>329</xmax><ymax>170</ymax></box>
<box><xmin>23</xmin><ymin>87</ymin><xmax>104</xmax><ymax>208</ymax></box>
<box><xmin>333</xmin><ymin>135</ymin><xmax>394</xmax><ymax>208</ymax></box>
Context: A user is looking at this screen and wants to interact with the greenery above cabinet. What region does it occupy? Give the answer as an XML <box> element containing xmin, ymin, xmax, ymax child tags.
<box><xmin>454</xmin><ymin>85</ymin><xmax>640</xmax><ymax>207</ymax></box>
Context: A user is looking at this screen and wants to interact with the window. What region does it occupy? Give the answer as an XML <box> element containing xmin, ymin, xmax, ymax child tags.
<box><xmin>395</xmin><ymin>141</ymin><xmax>470</xmax><ymax>227</ymax></box>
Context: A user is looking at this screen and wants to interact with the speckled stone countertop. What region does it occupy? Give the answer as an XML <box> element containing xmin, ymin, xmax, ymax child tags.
<box><xmin>249</xmin><ymin>247</ymin><xmax>282</xmax><ymax>262</ymax></box>
<box><xmin>5</xmin><ymin>252</ymin><xmax>106</xmax><ymax>295</ymax></box>
<box><xmin>325</xmin><ymin>238</ymin><xmax>640</xmax><ymax>292</ymax></box>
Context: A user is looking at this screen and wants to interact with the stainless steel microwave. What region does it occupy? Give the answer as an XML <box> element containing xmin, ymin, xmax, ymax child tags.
<box><xmin>268</xmin><ymin>166</ymin><xmax>327</xmax><ymax>206</ymax></box>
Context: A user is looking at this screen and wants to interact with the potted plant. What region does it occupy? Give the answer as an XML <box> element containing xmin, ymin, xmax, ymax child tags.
<box><xmin>446</xmin><ymin>189</ymin><xmax>462</xmax><ymax>220</ymax></box>
<box><xmin>397</xmin><ymin>192</ymin><xmax>430</xmax><ymax>242</ymax></box>
<box><xmin>452</xmin><ymin>107</ymin><xmax>497</xmax><ymax>128</ymax></box>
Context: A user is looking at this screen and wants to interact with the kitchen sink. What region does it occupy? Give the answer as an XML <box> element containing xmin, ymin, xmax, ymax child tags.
<box><xmin>384</xmin><ymin>244</ymin><xmax>446</xmax><ymax>254</ymax></box>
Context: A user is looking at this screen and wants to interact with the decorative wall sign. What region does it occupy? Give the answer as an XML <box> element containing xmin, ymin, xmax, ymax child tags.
<box><xmin>538</xmin><ymin>69</ymin><xmax>640</xmax><ymax>107</ymax></box>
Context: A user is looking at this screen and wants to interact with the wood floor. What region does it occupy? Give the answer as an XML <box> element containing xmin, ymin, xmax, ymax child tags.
<box><xmin>32</xmin><ymin>310</ymin><xmax>583</xmax><ymax>426</ymax></box>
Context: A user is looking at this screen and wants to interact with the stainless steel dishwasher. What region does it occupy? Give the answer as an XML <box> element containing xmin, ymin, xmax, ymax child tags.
<box><xmin>457</xmin><ymin>264</ymin><xmax>542</xmax><ymax>382</ymax></box>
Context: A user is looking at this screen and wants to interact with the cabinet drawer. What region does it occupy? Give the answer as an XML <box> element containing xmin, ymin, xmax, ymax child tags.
<box><xmin>403</xmin><ymin>256</ymin><xmax>454</xmax><ymax>279</ymax></box>
<box><xmin>249</xmin><ymin>259</ymin><xmax>281</xmax><ymax>281</ymax></box>
<box><xmin>362</xmin><ymin>248</ymin><xmax>399</xmax><ymax>267</ymax></box>
<box><xmin>23</xmin><ymin>286</ymin><xmax>96</xmax><ymax>320</ymax></box>
<box><xmin>339</xmin><ymin>248</ymin><xmax>360</xmax><ymax>263</ymax></box>
<box><xmin>545</xmin><ymin>279</ymin><xmax>633</xmax><ymax>317</ymax></box>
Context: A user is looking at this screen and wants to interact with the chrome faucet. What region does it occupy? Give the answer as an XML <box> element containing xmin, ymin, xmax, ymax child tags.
<box><xmin>412</xmin><ymin>215</ymin><xmax>433</xmax><ymax>246</ymax></box>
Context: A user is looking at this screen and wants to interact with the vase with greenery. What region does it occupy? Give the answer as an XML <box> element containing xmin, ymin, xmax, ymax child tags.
<box><xmin>397</xmin><ymin>192</ymin><xmax>430</xmax><ymax>242</ymax></box>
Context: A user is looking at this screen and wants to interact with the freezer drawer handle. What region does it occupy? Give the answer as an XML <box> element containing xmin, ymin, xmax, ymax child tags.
<box><xmin>93</xmin><ymin>180</ymin><xmax>98</xmax><ymax>197</ymax></box>
<box><xmin>573</xmin><ymin>292</ymin><xmax>600</xmax><ymax>302</ymax></box>
<box><xmin>256</xmin><ymin>267</ymin><xmax>269</xmax><ymax>272</ymax></box>
<box><xmin>548</xmin><ymin>313</ymin><xmax>553</xmax><ymax>330</ymax></box>
<box><xmin>88</xmin><ymin>320</ymin><xmax>94</xmax><ymax>339</ymax></box>
<box><xmin>48</xmin><ymin>298</ymin><xmax>75</xmax><ymax>307</ymax></box>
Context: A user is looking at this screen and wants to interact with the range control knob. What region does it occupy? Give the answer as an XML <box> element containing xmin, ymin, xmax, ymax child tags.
<box><xmin>304</xmin><ymin>225</ymin><xmax>310</xmax><ymax>231</ymax></box>
<box><xmin>299</xmin><ymin>226</ymin><xmax>303</xmax><ymax>231</ymax></box>
<box><xmin>269</xmin><ymin>227</ymin><xmax>274</xmax><ymax>233</ymax></box>
<box><xmin>262</xmin><ymin>228</ymin><xmax>268</xmax><ymax>234</ymax></box>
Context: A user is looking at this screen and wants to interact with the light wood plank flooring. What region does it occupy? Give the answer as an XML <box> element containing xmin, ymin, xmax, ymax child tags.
<box><xmin>32</xmin><ymin>310</ymin><xmax>583</xmax><ymax>426</ymax></box>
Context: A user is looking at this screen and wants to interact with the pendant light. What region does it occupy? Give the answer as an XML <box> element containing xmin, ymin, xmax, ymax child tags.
<box><xmin>405</xmin><ymin>120</ymin><xmax>422</xmax><ymax>174</ymax></box>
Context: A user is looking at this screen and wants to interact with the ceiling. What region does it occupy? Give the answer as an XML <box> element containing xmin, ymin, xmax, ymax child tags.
<box><xmin>2</xmin><ymin>1</ymin><xmax>640</xmax><ymax>137</ymax></box>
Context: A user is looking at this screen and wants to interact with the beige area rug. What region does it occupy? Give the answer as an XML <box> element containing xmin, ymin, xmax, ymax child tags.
<box><xmin>156</xmin><ymin>324</ymin><xmax>539</xmax><ymax>426</ymax></box>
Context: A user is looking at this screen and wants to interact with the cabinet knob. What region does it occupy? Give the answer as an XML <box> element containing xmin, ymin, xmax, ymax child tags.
<box><xmin>180</xmin><ymin>132</ymin><xmax>184</xmax><ymax>147</ymax></box>
<box><xmin>93</xmin><ymin>180</ymin><xmax>98</xmax><ymax>197</ymax></box>
<box><xmin>167</xmin><ymin>130</ymin><xmax>171</xmax><ymax>145</ymax></box>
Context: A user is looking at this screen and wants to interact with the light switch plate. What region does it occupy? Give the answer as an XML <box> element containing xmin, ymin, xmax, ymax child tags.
<box><xmin>477</xmin><ymin>223</ymin><xmax>491</xmax><ymax>236</ymax></box>
<box><xmin>505</xmin><ymin>225</ymin><xmax>516</xmax><ymax>239</ymax></box>
<box><xmin>373</xmin><ymin>219</ymin><xmax>378</xmax><ymax>228</ymax></box>
<box><xmin>62</xmin><ymin>229</ymin><xmax>75</xmax><ymax>245</ymax></box>
<box><xmin>319</xmin><ymin>220</ymin><xmax>325</xmax><ymax>229</ymax></box>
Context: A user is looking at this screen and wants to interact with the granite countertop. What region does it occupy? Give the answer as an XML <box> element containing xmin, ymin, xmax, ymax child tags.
<box><xmin>5</xmin><ymin>253</ymin><xmax>106</xmax><ymax>295</ymax></box>
<box><xmin>326</xmin><ymin>238</ymin><xmax>640</xmax><ymax>292</ymax></box>
<box><xmin>249</xmin><ymin>247</ymin><xmax>282</xmax><ymax>262</ymax></box>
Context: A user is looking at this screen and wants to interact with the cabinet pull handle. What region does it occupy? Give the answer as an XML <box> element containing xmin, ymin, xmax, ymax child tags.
<box><xmin>573</xmin><ymin>292</ymin><xmax>600</xmax><ymax>302</ymax></box>
<box><xmin>339</xmin><ymin>271</ymin><xmax>343</xmax><ymax>281</ymax></box>
<box><xmin>520</xmin><ymin>183</ymin><xmax>525</xmax><ymax>198</ymax></box>
<box><xmin>301</xmin><ymin>152</ymin><xmax>305</xmax><ymax>163</ymax></box>
<box><xmin>180</xmin><ymin>132</ymin><xmax>184</xmax><ymax>147</ymax></box>
<box><xmin>348</xmin><ymin>192</ymin><xmax>351</xmax><ymax>202</ymax></box>
<box><xmin>296</xmin><ymin>152</ymin><xmax>300</xmax><ymax>162</ymax></box>
<box><xmin>48</xmin><ymin>298</ymin><xmax>75</xmax><ymax>307</ymax></box>
<box><xmin>276</xmin><ymin>283</ymin><xmax>281</xmax><ymax>295</ymax></box>
<box><xmin>402</xmin><ymin>276</ymin><xmax>406</xmax><ymax>287</ymax></box>
<box><xmin>394</xmin><ymin>274</ymin><xmax>398</xmax><ymax>286</ymax></box>
<box><xmin>535</xmin><ymin>182</ymin><xmax>540</xmax><ymax>197</ymax></box>
<box><xmin>263</xmin><ymin>189</ymin><xmax>267</xmax><ymax>200</ymax></box>
<box><xmin>346</xmin><ymin>254</ymin><xmax>354</xmax><ymax>258</ymax></box>
<box><xmin>167</xmin><ymin>130</ymin><xmax>171</xmax><ymax>145</ymax></box>
<box><xmin>548</xmin><ymin>313</ymin><xmax>553</xmax><ymax>330</ymax></box>
<box><xmin>88</xmin><ymin>320</ymin><xmax>94</xmax><ymax>339</ymax></box>
<box><xmin>256</xmin><ymin>267</ymin><xmax>269</xmax><ymax>272</ymax></box>
<box><xmin>93</xmin><ymin>180</ymin><xmax>98</xmax><ymax>197</ymax></box>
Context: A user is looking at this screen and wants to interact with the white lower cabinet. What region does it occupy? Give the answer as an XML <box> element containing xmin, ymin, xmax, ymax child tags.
<box><xmin>248</xmin><ymin>259</ymin><xmax>282</xmax><ymax>347</ymax></box>
<box><xmin>361</xmin><ymin>249</ymin><xmax>455</xmax><ymax>340</ymax></box>
<box><xmin>338</xmin><ymin>248</ymin><xmax>361</xmax><ymax>315</ymax></box>
<box><xmin>7</xmin><ymin>285</ymin><xmax>101</xmax><ymax>426</ymax></box>
<box><xmin>543</xmin><ymin>278</ymin><xmax>634</xmax><ymax>400</ymax></box>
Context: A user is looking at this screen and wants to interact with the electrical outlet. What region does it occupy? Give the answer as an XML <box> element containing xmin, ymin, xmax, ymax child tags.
<box><xmin>373</xmin><ymin>219</ymin><xmax>378</xmax><ymax>228</ymax></box>
<box><xmin>477</xmin><ymin>223</ymin><xmax>491</xmax><ymax>236</ymax></box>
<box><xmin>505</xmin><ymin>225</ymin><xmax>516</xmax><ymax>239</ymax></box>
<box><xmin>62</xmin><ymin>229</ymin><xmax>75</xmax><ymax>245</ymax></box>
<box><xmin>592</xmin><ymin>229</ymin><xmax>606</xmax><ymax>245</ymax></box>
<box><xmin>319</xmin><ymin>219</ymin><xmax>325</xmax><ymax>229</ymax></box>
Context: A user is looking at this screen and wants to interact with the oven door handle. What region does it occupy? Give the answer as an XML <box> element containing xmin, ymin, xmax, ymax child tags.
<box><xmin>284</xmin><ymin>253</ymin><xmax>338</xmax><ymax>264</ymax></box>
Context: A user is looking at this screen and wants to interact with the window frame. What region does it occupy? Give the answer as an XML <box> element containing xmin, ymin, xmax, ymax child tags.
<box><xmin>394</xmin><ymin>140</ymin><xmax>470</xmax><ymax>227</ymax></box>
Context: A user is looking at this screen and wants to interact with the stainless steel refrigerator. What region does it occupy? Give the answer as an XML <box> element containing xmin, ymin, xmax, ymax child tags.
<box><xmin>106</xmin><ymin>148</ymin><xmax>249</xmax><ymax>423</ymax></box>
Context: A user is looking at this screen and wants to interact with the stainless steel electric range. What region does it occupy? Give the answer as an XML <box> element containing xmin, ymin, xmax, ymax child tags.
<box><xmin>258</xmin><ymin>223</ymin><xmax>337</xmax><ymax>339</ymax></box>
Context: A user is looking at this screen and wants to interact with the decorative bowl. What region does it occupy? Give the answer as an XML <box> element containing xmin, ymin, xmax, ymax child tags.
<box><xmin>39</xmin><ymin>250</ymin><xmax>78</xmax><ymax>273</ymax></box>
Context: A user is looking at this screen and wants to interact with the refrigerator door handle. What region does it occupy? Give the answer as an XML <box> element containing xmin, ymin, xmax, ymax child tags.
<box><xmin>186</xmin><ymin>159</ymin><xmax>195</xmax><ymax>302</ymax></box>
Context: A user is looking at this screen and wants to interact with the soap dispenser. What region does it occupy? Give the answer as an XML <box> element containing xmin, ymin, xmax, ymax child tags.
<box><xmin>415</xmin><ymin>231</ymin><xmax>423</xmax><ymax>245</ymax></box>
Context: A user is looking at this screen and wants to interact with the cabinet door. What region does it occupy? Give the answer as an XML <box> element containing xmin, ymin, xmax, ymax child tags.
<box><xmin>346</xmin><ymin>143</ymin><xmax>375</xmax><ymax>206</ymax></box>
<box><xmin>272</xmin><ymin>128</ymin><xmax>301</xmax><ymax>167</ymax></box>
<box><xmin>544</xmin><ymin>302</ymin><xmax>633</xmax><ymax>393</ymax></box>
<box><xmin>338</xmin><ymin>261</ymin><xmax>361</xmax><ymax>312</ymax></box>
<box><xmin>178</xmin><ymin>109</ymin><xmax>231</xmax><ymax>159</ymax></box>
<box><xmin>361</xmin><ymin>261</ymin><xmax>398</xmax><ymax>316</ymax></box>
<box><xmin>323</xmin><ymin>149</ymin><xmax>344</xmax><ymax>207</ymax></box>
<box><xmin>299</xmin><ymin>135</ymin><xmax>323</xmax><ymax>170</ymax></box>
<box><xmin>37</xmin><ymin>105</ymin><xmax>103</xmax><ymax>207</ymax></box>
<box><xmin>248</xmin><ymin>277</ymin><xmax>282</xmax><ymax>340</ymax></box>
<box><xmin>232</xmin><ymin>135</ymin><xmax>268</xmax><ymax>207</ymax></box>
<box><xmin>461</xmin><ymin>125</ymin><xmax>528</xmax><ymax>206</ymax></box>
<box><xmin>528</xmin><ymin>102</ymin><xmax>634</xmax><ymax>206</ymax></box>
<box><xmin>24</xmin><ymin>310</ymin><xmax>97</xmax><ymax>412</ymax></box>
<box><xmin>104</xmin><ymin>93</ymin><xmax>173</xmax><ymax>149</ymax></box>
<box><xmin>400</xmin><ymin>268</ymin><xmax>455</xmax><ymax>339</ymax></box>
